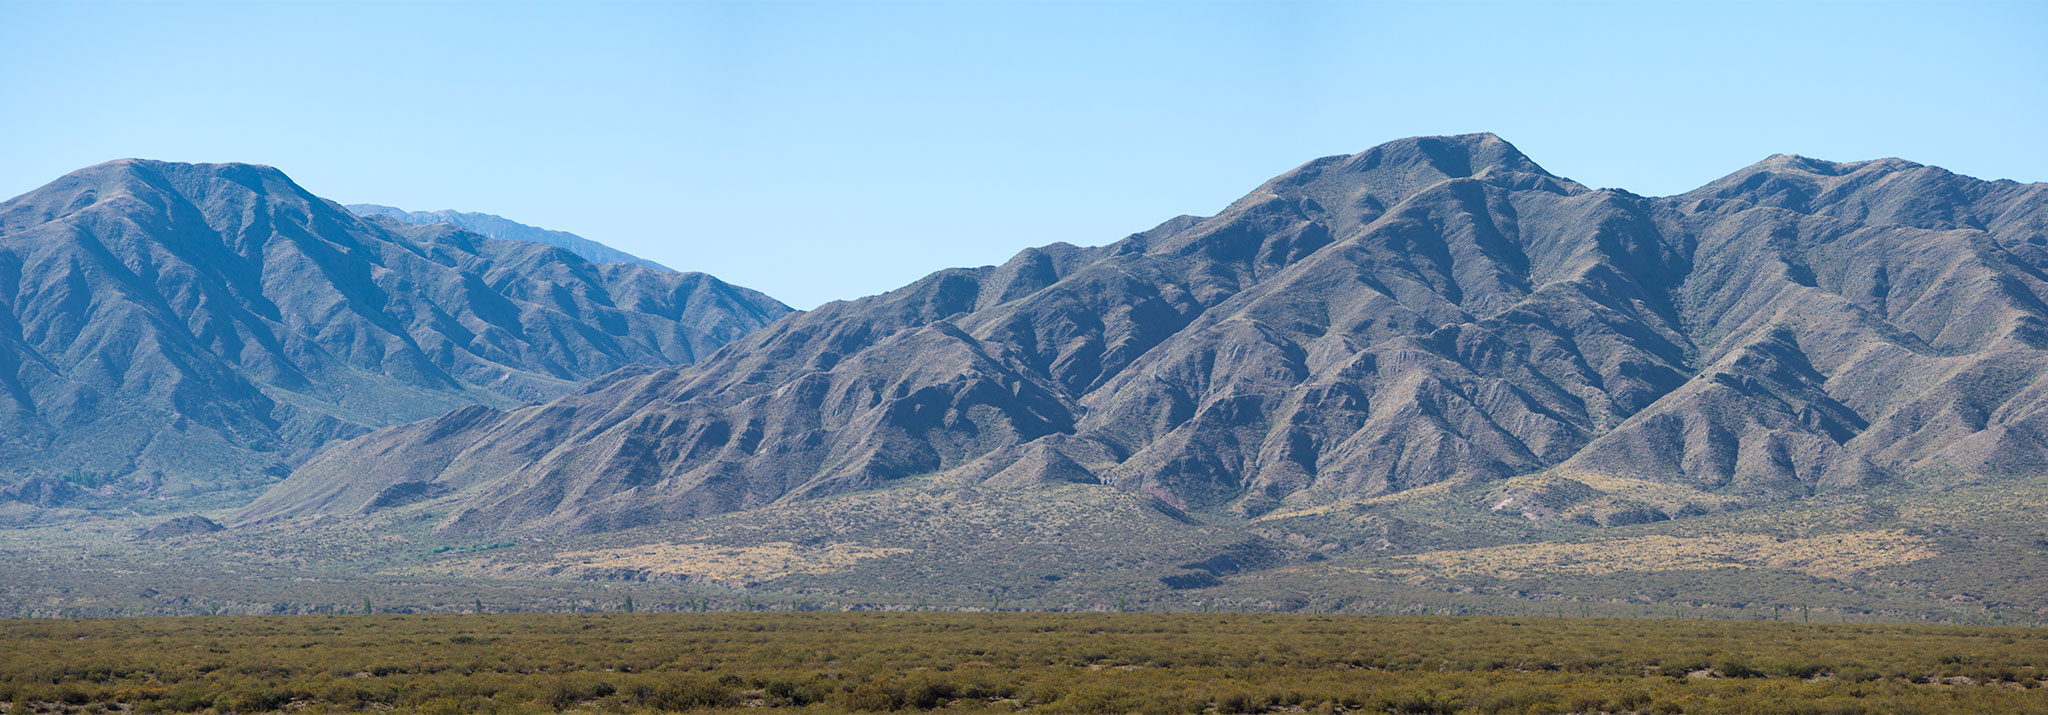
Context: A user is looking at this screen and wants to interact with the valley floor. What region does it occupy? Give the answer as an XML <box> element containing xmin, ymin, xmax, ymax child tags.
<box><xmin>1</xmin><ymin>613</ymin><xmax>2045</xmax><ymax>714</ymax></box>
<box><xmin>6</xmin><ymin>475</ymin><xmax>2045</xmax><ymax>627</ymax></box>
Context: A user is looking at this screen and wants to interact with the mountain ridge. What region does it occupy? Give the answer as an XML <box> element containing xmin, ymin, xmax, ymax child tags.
<box><xmin>344</xmin><ymin>203</ymin><xmax>670</xmax><ymax>270</ymax></box>
<box><xmin>0</xmin><ymin>159</ymin><xmax>791</xmax><ymax>514</ymax></box>
<box><xmin>239</xmin><ymin>133</ymin><xmax>2048</xmax><ymax>538</ymax></box>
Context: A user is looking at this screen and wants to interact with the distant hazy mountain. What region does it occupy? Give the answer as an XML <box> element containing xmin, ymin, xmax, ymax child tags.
<box><xmin>249</xmin><ymin>134</ymin><xmax>2048</xmax><ymax>538</ymax></box>
<box><xmin>0</xmin><ymin>160</ymin><xmax>791</xmax><ymax>514</ymax></box>
<box><xmin>345</xmin><ymin>204</ymin><xmax>669</xmax><ymax>269</ymax></box>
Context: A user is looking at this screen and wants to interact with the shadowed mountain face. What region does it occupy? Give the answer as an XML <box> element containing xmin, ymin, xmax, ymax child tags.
<box><xmin>345</xmin><ymin>204</ymin><xmax>669</xmax><ymax>270</ymax></box>
<box><xmin>247</xmin><ymin>134</ymin><xmax>2048</xmax><ymax>535</ymax></box>
<box><xmin>0</xmin><ymin>160</ymin><xmax>790</xmax><ymax>509</ymax></box>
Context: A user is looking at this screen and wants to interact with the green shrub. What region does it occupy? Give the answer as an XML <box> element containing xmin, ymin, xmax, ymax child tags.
<box><xmin>905</xmin><ymin>679</ymin><xmax>956</xmax><ymax>709</ymax></box>
<box><xmin>546</xmin><ymin>682</ymin><xmax>585</xmax><ymax>710</ymax></box>
<box><xmin>52</xmin><ymin>686</ymin><xmax>90</xmax><ymax>706</ymax></box>
<box><xmin>2</xmin><ymin>614</ymin><xmax>2045</xmax><ymax>714</ymax></box>
<box><xmin>1215</xmin><ymin>691</ymin><xmax>1260</xmax><ymax>714</ymax></box>
<box><xmin>1772</xmin><ymin>660</ymin><xmax>1830</xmax><ymax>679</ymax></box>
<box><xmin>417</xmin><ymin>696</ymin><xmax>470</xmax><ymax>715</ymax></box>
<box><xmin>844</xmin><ymin>680</ymin><xmax>908</xmax><ymax>711</ymax></box>
<box><xmin>1136</xmin><ymin>691</ymin><xmax>1207</xmax><ymax>715</ymax></box>
<box><xmin>1382</xmin><ymin>690</ymin><xmax>1462</xmax><ymax>714</ymax></box>
<box><xmin>1717</xmin><ymin>658</ymin><xmax>1766</xmax><ymax>678</ymax></box>
<box><xmin>764</xmin><ymin>678</ymin><xmax>823</xmax><ymax>705</ymax></box>
<box><xmin>642</xmin><ymin>678</ymin><xmax>735</xmax><ymax>711</ymax></box>
<box><xmin>1049</xmin><ymin>685</ymin><xmax>1142</xmax><ymax>714</ymax></box>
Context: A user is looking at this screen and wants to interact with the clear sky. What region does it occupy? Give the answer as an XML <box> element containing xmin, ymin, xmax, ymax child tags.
<box><xmin>2</xmin><ymin>1</ymin><xmax>2042</xmax><ymax>309</ymax></box>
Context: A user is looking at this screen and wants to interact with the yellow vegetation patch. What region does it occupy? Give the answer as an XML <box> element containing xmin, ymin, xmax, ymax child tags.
<box><xmin>1252</xmin><ymin>469</ymin><xmax>1740</xmax><ymax>524</ymax></box>
<box><xmin>1252</xmin><ymin>481</ymin><xmax>1461</xmax><ymax>522</ymax></box>
<box><xmin>550</xmin><ymin>541</ymin><xmax>911</xmax><ymax>581</ymax></box>
<box><xmin>1545</xmin><ymin>469</ymin><xmax>1743</xmax><ymax>509</ymax></box>
<box><xmin>410</xmin><ymin>540</ymin><xmax>910</xmax><ymax>583</ymax></box>
<box><xmin>1402</xmin><ymin>529</ymin><xmax>1937</xmax><ymax>580</ymax></box>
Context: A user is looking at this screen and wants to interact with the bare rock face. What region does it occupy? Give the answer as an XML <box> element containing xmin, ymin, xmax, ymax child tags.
<box><xmin>0</xmin><ymin>160</ymin><xmax>790</xmax><ymax>507</ymax></box>
<box><xmin>245</xmin><ymin>134</ymin><xmax>2048</xmax><ymax>535</ymax></box>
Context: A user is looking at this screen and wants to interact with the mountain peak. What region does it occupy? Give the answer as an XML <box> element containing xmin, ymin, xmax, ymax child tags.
<box><xmin>2</xmin><ymin>158</ymin><xmax>323</xmax><ymax>233</ymax></box>
<box><xmin>1339</xmin><ymin>132</ymin><xmax>1549</xmax><ymax>179</ymax></box>
<box><xmin>64</xmin><ymin>157</ymin><xmax>292</xmax><ymax>186</ymax></box>
<box><xmin>1230</xmin><ymin>133</ymin><xmax>1579</xmax><ymax>232</ymax></box>
<box><xmin>1677</xmin><ymin>151</ymin><xmax>2013</xmax><ymax>227</ymax></box>
<box><xmin>1258</xmin><ymin>133</ymin><xmax>1569</xmax><ymax>199</ymax></box>
<box><xmin>1734</xmin><ymin>153</ymin><xmax>1927</xmax><ymax>179</ymax></box>
<box><xmin>39</xmin><ymin>158</ymin><xmax>323</xmax><ymax>208</ymax></box>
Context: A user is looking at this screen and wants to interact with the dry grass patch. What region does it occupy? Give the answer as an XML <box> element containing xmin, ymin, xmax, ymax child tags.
<box><xmin>1252</xmin><ymin>480</ymin><xmax>1462</xmax><ymax>522</ymax></box>
<box><xmin>1547</xmin><ymin>469</ymin><xmax>1746</xmax><ymax>510</ymax></box>
<box><xmin>1403</xmin><ymin>529</ymin><xmax>1938</xmax><ymax>580</ymax></box>
<box><xmin>554</xmin><ymin>540</ymin><xmax>912</xmax><ymax>581</ymax></box>
<box><xmin>408</xmin><ymin>540</ymin><xmax>909</xmax><ymax>583</ymax></box>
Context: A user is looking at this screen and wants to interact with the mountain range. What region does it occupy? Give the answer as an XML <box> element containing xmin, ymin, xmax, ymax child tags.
<box><xmin>0</xmin><ymin>160</ymin><xmax>788</xmax><ymax>516</ymax></box>
<box><xmin>344</xmin><ymin>204</ymin><xmax>669</xmax><ymax>270</ymax></box>
<box><xmin>2</xmin><ymin>135</ymin><xmax>2045</xmax><ymax>620</ymax></box>
<box><xmin>238</xmin><ymin>133</ymin><xmax>2048</xmax><ymax>540</ymax></box>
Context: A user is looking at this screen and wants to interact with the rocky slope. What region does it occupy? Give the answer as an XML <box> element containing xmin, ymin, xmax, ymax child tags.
<box><xmin>345</xmin><ymin>204</ymin><xmax>669</xmax><ymax>269</ymax></box>
<box><xmin>0</xmin><ymin>160</ymin><xmax>790</xmax><ymax>510</ymax></box>
<box><xmin>245</xmin><ymin>134</ymin><xmax>2048</xmax><ymax>535</ymax></box>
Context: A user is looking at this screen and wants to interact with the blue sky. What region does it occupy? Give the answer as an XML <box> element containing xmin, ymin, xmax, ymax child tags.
<box><xmin>2</xmin><ymin>1</ymin><xmax>2042</xmax><ymax>309</ymax></box>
